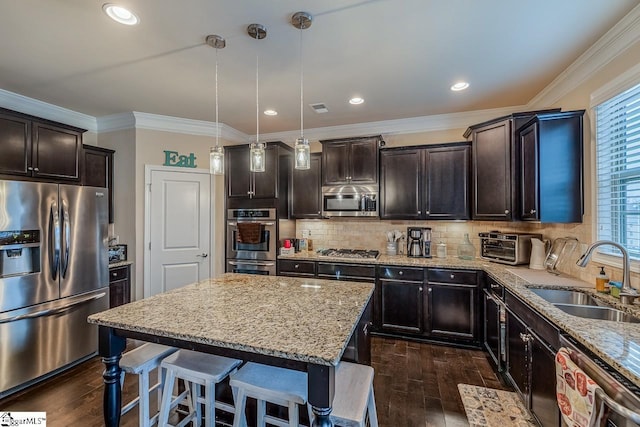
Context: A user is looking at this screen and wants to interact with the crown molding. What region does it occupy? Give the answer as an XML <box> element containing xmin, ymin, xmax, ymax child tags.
<box><xmin>0</xmin><ymin>88</ymin><xmax>98</xmax><ymax>132</ymax></box>
<box><xmin>528</xmin><ymin>3</ymin><xmax>640</xmax><ymax>108</ymax></box>
<box><xmin>258</xmin><ymin>105</ymin><xmax>528</xmax><ymax>144</ymax></box>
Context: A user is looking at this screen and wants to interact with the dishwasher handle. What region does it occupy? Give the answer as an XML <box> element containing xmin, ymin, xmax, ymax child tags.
<box><xmin>593</xmin><ymin>387</ymin><xmax>640</xmax><ymax>425</ymax></box>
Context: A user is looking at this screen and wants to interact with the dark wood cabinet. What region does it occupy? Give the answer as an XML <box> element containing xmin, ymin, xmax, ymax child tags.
<box><xmin>377</xmin><ymin>266</ymin><xmax>424</xmax><ymax>334</ymax></box>
<box><xmin>320</xmin><ymin>136</ymin><xmax>380</xmax><ymax>185</ymax></box>
<box><xmin>317</xmin><ymin>262</ymin><xmax>376</xmax><ymax>282</ymax></box>
<box><xmin>380</xmin><ymin>143</ymin><xmax>470</xmax><ymax>220</ymax></box>
<box><xmin>0</xmin><ymin>108</ymin><xmax>84</xmax><ymax>181</ymax></box>
<box><xmin>290</xmin><ymin>153</ymin><xmax>322</xmax><ymax>218</ymax></box>
<box><xmin>530</xmin><ymin>334</ymin><xmax>560</xmax><ymax>427</ymax></box>
<box><xmin>506</xmin><ymin>308</ymin><xmax>529</xmax><ymax>397</ymax></box>
<box><xmin>83</xmin><ymin>145</ymin><xmax>115</xmax><ymax>223</ymax></box>
<box><xmin>518</xmin><ymin>110</ymin><xmax>584</xmax><ymax>223</ymax></box>
<box><xmin>225</xmin><ymin>142</ymin><xmax>292</xmax><ymax>213</ymax></box>
<box><xmin>425</xmin><ymin>269</ymin><xmax>479</xmax><ymax>343</ymax></box>
<box><xmin>109</xmin><ymin>264</ymin><xmax>131</xmax><ymax>308</ymax></box>
<box><xmin>277</xmin><ymin>259</ymin><xmax>317</xmax><ymax>277</ymax></box>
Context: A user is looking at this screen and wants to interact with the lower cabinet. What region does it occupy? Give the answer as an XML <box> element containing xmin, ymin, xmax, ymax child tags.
<box><xmin>375</xmin><ymin>266</ymin><xmax>481</xmax><ymax>346</ymax></box>
<box><xmin>109</xmin><ymin>264</ymin><xmax>131</xmax><ymax>308</ymax></box>
<box><xmin>276</xmin><ymin>259</ymin><xmax>316</xmax><ymax>277</ymax></box>
<box><xmin>504</xmin><ymin>289</ymin><xmax>560</xmax><ymax>427</ymax></box>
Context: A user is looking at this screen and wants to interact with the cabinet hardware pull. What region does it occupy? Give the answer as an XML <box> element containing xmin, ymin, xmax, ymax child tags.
<box><xmin>294</xmin><ymin>264</ymin><xmax>299</xmax><ymax>269</ymax></box>
<box><xmin>417</xmin><ymin>210</ymin><xmax>421</xmax><ymax>214</ymax></box>
<box><xmin>28</xmin><ymin>166</ymin><xmax>33</xmax><ymax>171</ymax></box>
<box><xmin>530</xmin><ymin>209</ymin><xmax>536</xmax><ymax>214</ymax></box>
<box><xmin>428</xmin><ymin>287</ymin><xmax>432</xmax><ymax>293</ymax></box>
<box><xmin>399</xmin><ymin>271</ymin><xmax>403</xmax><ymax>275</ymax></box>
<box><xmin>426</xmin><ymin>211</ymin><xmax>430</xmax><ymax>215</ymax></box>
<box><xmin>34</xmin><ymin>167</ymin><xmax>39</xmax><ymax>171</ymax></box>
<box><xmin>450</xmin><ymin>274</ymin><xmax>455</xmax><ymax>279</ymax></box>
<box><xmin>505</xmin><ymin>210</ymin><xmax>510</xmax><ymax>214</ymax></box>
<box><xmin>419</xmin><ymin>287</ymin><xmax>423</xmax><ymax>291</ymax></box>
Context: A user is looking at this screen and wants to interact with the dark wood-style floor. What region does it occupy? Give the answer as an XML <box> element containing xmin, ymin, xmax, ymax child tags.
<box><xmin>0</xmin><ymin>337</ymin><xmax>511</xmax><ymax>426</ymax></box>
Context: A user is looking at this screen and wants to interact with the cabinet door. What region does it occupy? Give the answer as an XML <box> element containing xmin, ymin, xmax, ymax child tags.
<box><xmin>0</xmin><ymin>112</ymin><xmax>31</xmax><ymax>176</ymax></box>
<box><xmin>483</xmin><ymin>292</ymin><xmax>502</xmax><ymax>369</ymax></box>
<box><xmin>379</xmin><ymin>149</ymin><xmax>422</xmax><ymax>219</ymax></box>
<box><xmin>530</xmin><ymin>335</ymin><xmax>560</xmax><ymax>427</ymax></box>
<box><xmin>322</xmin><ymin>142</ymin><xmax>350</xmax><ymax>185</ymax></box>
<box><xmin>506</xmin><ymin>309</ymin><xmax>529</xmax><ymax>401</ymax></box>
<box><xmin>472</xmin><ymin>120</ymin><xmax>512</xmax><ymax>220</ymax></box>
<box><xmin>291</xmin><ymin>153</ymin><xmax>322</xmax><ymax>218</ymax></box>
<box><xmin>379</xmin><ymin>279</ymin><xmax>423</xmax><ymax>334</ymax></box>
<box><xmin>425</xmin><ymin>144</ymin><xmax>470</xmax><ymax>220</ymax></box>
<box><xmin>519</xmin><ymin>123</ymin><xmax>539</xmax><ymax>220</ymax></box>
<box><xmin>32</xmin><ymin>122</ymin><xmax>81</xmax><ymax>181</ymax></box>
<box><xmin>226</xmin><ymin>146</ymin><xmax>252</xmax><ymax>197</ymax></box>
<box><xmin>349</xmin><ymin>138</ymin><xmax>378</xmax><ymax>184</ymax></box>
<box><xmin>252</xmin><ymin>145</ymin><xmax>278</xmax><ymax>198</ymax></box>
<box><xmin>426</xmin><ymin>283</ymin><xmax>477</xmax><ymax>341</ymax></box>
<box><xmin>83</xmin><ymin>145</ymin><xmax>115</xmax><ymax>223</ymax></box>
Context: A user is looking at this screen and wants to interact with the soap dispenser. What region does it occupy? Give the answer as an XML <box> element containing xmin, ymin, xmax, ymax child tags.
<box><xmin>596</xmin><ymin>266</ymin><xmax>609</xmax><ymax>293</ymax></box>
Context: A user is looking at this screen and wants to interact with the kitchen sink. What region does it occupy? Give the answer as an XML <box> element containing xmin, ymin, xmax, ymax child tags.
<box><xmin>528</xmin><ymin>288</ymin><xmax>640</xmax><ymax>323</ymax></box>
<box><xmin>528</xmin><ymin>288</ymin><xmax>601</xmax><ymax>306</ymax></box>
<box><xmin>553</xmin><ymin>304</ymin><xmax>640</xmax><ymax>323</ymax></box>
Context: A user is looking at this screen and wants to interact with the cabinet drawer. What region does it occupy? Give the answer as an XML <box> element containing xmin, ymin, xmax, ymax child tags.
<box><xmin>317</xmin><ymin>262</ymin><xmax>375</xmax><ymax>282</ymax></box>
<box><xmin>278</xmin><ymin>260</ymin><xmax>316</xmax><ymax>276</ymax></box>
<box><xmin>427</xmin><ymin>268</ymin><xmax>478</xmax><ymax>285</ymax></box>
<box><xmin>109</xmin><ymin>266</ymin><xmax>129</xmax><ymax>282</ymax></box>
<box><xmin>378</xmin><ymin>265</ymin><xmax>423</xmax><ymax>282</ymax></box>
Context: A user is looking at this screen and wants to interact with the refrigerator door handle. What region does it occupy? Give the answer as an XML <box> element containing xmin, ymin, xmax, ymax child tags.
<box><xmin>61</xmin><ymin>199</ymin><xmax>70</xmax><ymax>278</ymax></box>
<box><xmin>0</xmin><ymin>292</ymin><xmax>107</xmax><ymax>325</ymax></box>
<box><xmin>50</xmin><ymin>200</ymin><xmax>60</xmax><ymax>280</ymax></box>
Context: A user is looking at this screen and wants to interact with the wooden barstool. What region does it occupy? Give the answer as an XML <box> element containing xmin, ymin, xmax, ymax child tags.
<box><xmin>321</xmin><ymin>361</ymin><xmax>378</xmax><ymax>427</ymax></box>
<box><xmin>229</xmin><ymin>362</ymin><xmax>313</xmax><ymax>427</ymax></box>
<box><xmin>119</xmin><ymin>343</ymin><xmax>178</xmax><ymax>427</ymax></box>
<box><xmin>158</xmin><ymin>350</ymin><xmax>242</xmax><ymax>427</ymax></box>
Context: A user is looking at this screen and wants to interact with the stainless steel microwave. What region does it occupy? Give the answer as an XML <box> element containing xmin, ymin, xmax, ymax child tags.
<box><xmin>321</xmin><ymin>185</ymin><xmax>378</xmax><ymax>218</ymax></box>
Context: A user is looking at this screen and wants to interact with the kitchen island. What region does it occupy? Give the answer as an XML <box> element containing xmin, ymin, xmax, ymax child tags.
<box><xmin>88</xmin><ymin>273</ymin><xmax>374</xmax><ymax>427</ymax></box>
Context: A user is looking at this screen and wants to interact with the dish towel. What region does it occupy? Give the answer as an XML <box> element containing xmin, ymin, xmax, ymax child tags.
<box><xmin>556</xmin><ymin>347</ymin><xmax>601</xmax><ymax>427</ymax></box>
<box><xmin>236</xmin><ymin>223</ymin><xmax>263</xmax><ymax>244</ymax></box>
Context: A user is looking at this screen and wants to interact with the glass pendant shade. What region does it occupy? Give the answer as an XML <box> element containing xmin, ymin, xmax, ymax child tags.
<box><xmin>250</xmin><ymin>142</ymin><xmax>265</xmax><ymax>172</ymax></box>
<box><xmin>294</xmin><ymin>138</ymin><xmax>310</xmax><ymax>170</ymax></box>
<box><xmin>210</xmin><ymin>146</ymin><xmax>224</xmax><ymax>175</ymax></box>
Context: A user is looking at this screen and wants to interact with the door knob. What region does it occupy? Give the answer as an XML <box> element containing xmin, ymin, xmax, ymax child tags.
<box><xmin>196</xmin><ymin>253</ymin><xmax>208</xmax><ymax>258</ymax></box>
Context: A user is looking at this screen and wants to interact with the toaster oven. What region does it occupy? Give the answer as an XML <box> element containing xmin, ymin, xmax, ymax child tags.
<box><xmin>479</xmin><ymin>232</ymin><xmax>542</xmax><ymax>265</ymax></box>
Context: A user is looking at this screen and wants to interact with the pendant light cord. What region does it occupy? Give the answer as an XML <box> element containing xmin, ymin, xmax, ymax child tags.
<box><xmin>215</xmin><ymin>48</ymin><xmax>219</xmax><ymax>148</ymax></box>
<box><xmin>256</xmin><ymin>49</ymin><xmax>259</xmax><ymax>144</ymax></box>
<box><xmin>300</xmin><ymin>25</ymin><xmax>304</xmax><ymax>140</ymax></box>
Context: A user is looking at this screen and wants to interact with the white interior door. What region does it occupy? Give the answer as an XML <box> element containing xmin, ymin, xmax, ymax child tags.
<box><xmin>146</xmin><ymin>167</ymin><xmax>211</xmax><ymax>297</ymax></box>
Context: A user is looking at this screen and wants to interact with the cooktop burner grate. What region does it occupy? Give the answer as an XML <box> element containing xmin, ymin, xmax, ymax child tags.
<box><xmin>317</xmin><ymin>248</ymin><xmax>380</xmax><ymax>259</ymax></box>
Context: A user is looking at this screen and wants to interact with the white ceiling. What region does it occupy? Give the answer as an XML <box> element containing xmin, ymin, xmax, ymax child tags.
<box><xmin>0</xmin><ymin>0</ymin><xmax>637</xmax><ymax>135</ymax></box>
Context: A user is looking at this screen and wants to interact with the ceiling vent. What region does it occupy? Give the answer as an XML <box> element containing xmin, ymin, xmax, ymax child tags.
<box><xmin>309</xmin><ymin>103</ymin><xmax>329</xmax><ymax>113</ymax></box>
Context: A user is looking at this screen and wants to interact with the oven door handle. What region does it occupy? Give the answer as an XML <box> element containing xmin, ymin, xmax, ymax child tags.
<box><xmin>227</xmin><ymin>222</ymin><xmax>275</xmax><ymax>227</ymax></box>
<box><xmin>228</xmin><ymin>261</ymin><xmax>275</xmax><ymax>267</ymax></box>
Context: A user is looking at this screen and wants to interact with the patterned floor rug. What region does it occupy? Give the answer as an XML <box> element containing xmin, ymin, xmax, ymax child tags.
<box><xmin>457</xmin><ymin>384</ymin><xmax>538</xmax><ymax>427</ymax></box>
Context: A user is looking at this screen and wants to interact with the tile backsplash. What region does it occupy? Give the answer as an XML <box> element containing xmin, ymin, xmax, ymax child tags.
<box><xmin>294</xmin><ymin>216</ymin><xmax>639</xmax><ymax>288</ymax></box>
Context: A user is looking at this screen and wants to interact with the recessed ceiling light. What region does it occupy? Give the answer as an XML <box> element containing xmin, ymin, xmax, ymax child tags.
<box><xmin>349</xmin><ymin>97</ymin><xmax>364</xmax><ymax>105</ymax></box>
<box><xmin>103</xmin><ymin>3</ymin><xmax>139</xmax><ymax>25</ymax></box>
<box><xmin>450</xmin><ymin>82</ymin><xmax>469</xmax><ymax>91</ymax></box>
<box><xmin>264</xmin><ymin>109</ymin><xmax>278</xmax><ymax>116</ymax></box>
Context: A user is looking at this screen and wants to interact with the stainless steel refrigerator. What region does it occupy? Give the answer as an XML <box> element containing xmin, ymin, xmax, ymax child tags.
<box><xmin>0</xmin><ymin>179</ymin><xmax>109</xmax><ymax>398</ymax></box>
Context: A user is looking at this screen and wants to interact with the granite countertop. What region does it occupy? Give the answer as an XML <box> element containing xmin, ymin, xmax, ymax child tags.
<box><xmin>280</xmin><ymin>251</ymin><xmax>640</xmax><ymax>387</ymax></box>
<box><xmin>108</xmin><ymin>261</ymin><xmax>133</xmax><ymax>268</ymax></box>
<box><xmin>88</xmin><ymin>273</ymin><xmax>373</xmax><ymax>366</ymax></box>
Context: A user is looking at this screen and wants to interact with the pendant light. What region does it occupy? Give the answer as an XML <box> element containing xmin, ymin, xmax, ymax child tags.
<box><xmin>248</xmin><ymin>23</ymin><xmax>267</xmax><ymax>173</ymax></box>
<box><xmin>206</xmin><ymin>34</ymin><xmax>225</xmax><ymax>175</ymax></box>
<box><xmin>292</xmin><ymin>12</ymin><xmax>312</xmax><ymax>170</ymax></box>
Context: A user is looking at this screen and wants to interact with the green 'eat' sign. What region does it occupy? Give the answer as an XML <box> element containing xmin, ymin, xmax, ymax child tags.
<box><xmin>163</xmin><ymin>150</ymin><xmax>197</xmax><ymax>168</ymax></box>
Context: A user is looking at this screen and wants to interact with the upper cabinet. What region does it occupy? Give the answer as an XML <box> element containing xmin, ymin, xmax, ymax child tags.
<box><xmin>464</xmin><ymin>109</ymin><xmax>562</xmax><ymax>221</ymax></box>
<box><xmin>83</xmin><ymin>144</ymin><xmax>115</xmax><ymax>224</ymax></box>
<box><xmin>380</xmin><ymin>143</ymin><xmax>470</xmax><ymax>220</ymax></box>
<box><xmin>517</xmin><ymin>111</ymin><xmax>585</xmax><ymax>223</ymax></box>
<box><xmin>320</xmin><ymin>135</ymin><xmax>381</xmax><ymax>185</ymax></box>
<box><xmin>225</xmin><ymin>142</ymin><xmax>292</xmax><ymax>212</ymax></box>
<box><xmin>290</xmin><ymin>153</ymin><xmax>322</xmax><ymax>219</ymax></box>
<box><xmin>0</xmin><ymin>108</ymin><xmax>84</xmax><ymax>182</ymax></box>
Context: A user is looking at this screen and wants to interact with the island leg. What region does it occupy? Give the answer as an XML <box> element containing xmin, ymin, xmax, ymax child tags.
<box><xmin>307</xmin><ymin>364</ymin><xmax>335</xmax><ymax>427</ymax></box>
<box><xmin>99</xmin><ymin>326</ymin><xmax>126</xmax><ymax>427</ymax></box>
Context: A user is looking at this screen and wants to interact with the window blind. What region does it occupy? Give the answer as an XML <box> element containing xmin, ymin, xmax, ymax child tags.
<box><xmin>596</xmin><ymin>81</ymin><xmax>640</xmax><ymax>258</ymax></box>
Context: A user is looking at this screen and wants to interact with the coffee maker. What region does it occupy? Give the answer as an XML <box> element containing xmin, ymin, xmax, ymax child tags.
<box><xmin>407</xmin><ymin>227</ymin><xmax>432</xmax><ymax>258</ymax></box>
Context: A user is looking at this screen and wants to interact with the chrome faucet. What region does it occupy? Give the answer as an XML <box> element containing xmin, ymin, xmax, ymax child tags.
<box><xmin>576</xmin><ymin>240</ymin><xmax>637</xmax><ymax>304</ymax></box>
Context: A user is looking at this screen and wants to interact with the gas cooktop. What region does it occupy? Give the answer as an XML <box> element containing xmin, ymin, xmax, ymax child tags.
<box><xmin>317</xmin><ymin>248</ymin><xmax>380</xmax><ymax>259</ymax></box>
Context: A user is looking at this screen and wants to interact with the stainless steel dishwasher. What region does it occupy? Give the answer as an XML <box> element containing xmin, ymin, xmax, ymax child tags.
<box><xmin>560</xmin><ymin>334</ymin><xmax>640</xmax><ymax>426</ymax></box>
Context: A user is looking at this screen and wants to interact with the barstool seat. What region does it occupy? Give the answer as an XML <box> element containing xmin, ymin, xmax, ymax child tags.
<box><xmin>230</xmin><ymin>362</ymin><xmax>312</xmax><ymax>427</ymax></box>
<box><xmin>327</xmin><ymin>362</ymin><xmax>378</xmax><ymax>427</ymax></box>
<box><xmin>119</xmin><ymin>343</ymin><xmax>177</xmax><ymax>427</ymax></box>
<box><xmin>158</xmin><ymin>350</ymin><xmax>242</xmax><ymax>427</ymax></box>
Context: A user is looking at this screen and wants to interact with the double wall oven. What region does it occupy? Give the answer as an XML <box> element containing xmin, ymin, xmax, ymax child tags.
<box><xmin>226</xmin><ymin>208</ymin><xmax>277</xmax><ymax>275</ymax></box>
